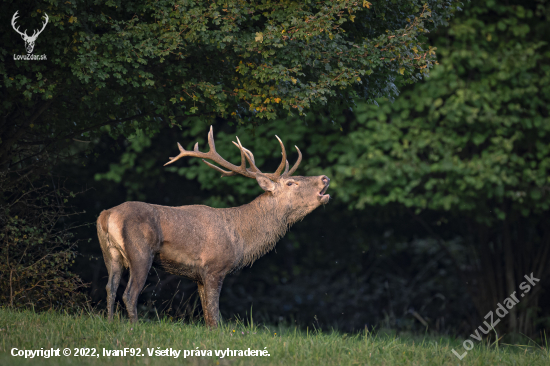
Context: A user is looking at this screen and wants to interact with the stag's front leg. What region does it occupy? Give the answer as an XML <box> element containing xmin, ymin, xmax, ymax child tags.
<box><xmin>197</xmin><ymin>282</ymin><xmax>211</xmax><ymax>326</ymax></box>
<box><xmin>202</xmin><ymin>274</ymin><xmax>224</xmax><ymax>328</ymax></box>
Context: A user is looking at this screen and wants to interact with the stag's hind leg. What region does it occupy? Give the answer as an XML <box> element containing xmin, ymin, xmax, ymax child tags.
<box><xmin>122</xmin><ymin>254</ymin><xmax>153</xmax><ymax>322</ymax></box>
<box><xmin>104</xmin><ymin>248</ymin><xmax>124</xmax><ymax>321</ymax></box>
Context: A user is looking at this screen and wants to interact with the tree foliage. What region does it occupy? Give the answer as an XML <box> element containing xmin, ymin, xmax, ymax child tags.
<box><xmin>321</xmin><ymin>0</ymin><xmax>550</xmax><ymax>336</ymax></box>
<box><xmin>327</xmin><ymin>1</ymin><xmax>550</xmax><ymax>226</ymax></box>
<box><xmin>1</xmin><ymin>0</ymin><xmax>461</xmax><ymax>171</ymax></box>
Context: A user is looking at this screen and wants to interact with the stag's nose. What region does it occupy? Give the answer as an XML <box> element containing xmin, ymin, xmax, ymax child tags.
<box><xmin>321</xmin><ymin>176</ymin><xmax>330</xmax><ymax>185</ymax></box>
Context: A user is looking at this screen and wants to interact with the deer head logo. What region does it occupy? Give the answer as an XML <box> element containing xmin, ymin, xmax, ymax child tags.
<box><xmin>11</xmin><ymin>11</ymin><xmax>49</xmax><ymax>54</ymax></box>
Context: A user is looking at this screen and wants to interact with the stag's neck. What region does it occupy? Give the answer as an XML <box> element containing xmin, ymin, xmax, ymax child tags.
<box><xmin>227</xmin><ymin>193</ymin><xmax>293</xmax><ymax>268</ymax></box>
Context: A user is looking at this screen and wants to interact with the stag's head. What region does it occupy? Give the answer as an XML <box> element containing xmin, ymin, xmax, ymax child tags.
<box><xmin>165</xmin><ymin>126</ymin><xmax>330</xmax><ymax>219</ymax></box>
<box><xmin>11</xmin><ymin>11</ymin><xmax>49</xmax><ymax>54</ymax></box>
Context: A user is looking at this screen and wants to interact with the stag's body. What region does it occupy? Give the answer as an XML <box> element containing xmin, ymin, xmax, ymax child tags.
<box><xmin>97</xmin><ymin>127</ymin><xmax>329</xmax><ymax>327</ymax></box>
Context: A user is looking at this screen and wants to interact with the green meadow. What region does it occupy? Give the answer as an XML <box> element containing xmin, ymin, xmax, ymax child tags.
<box><xmin>1</xmin><ymin>308</ymin><xmax>549</xmax><ymax>365</ymax></box>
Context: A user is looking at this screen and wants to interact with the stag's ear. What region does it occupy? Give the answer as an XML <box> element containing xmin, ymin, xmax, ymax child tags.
<box><xmin>256</xmin><ymin>176</ymin><xmax>276</xmax><ymax>192</ymax></box>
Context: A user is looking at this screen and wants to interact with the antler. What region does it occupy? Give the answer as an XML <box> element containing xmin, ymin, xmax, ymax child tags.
<box><xmin>11</xmin><ymin>11</ymin><xmax>49</xmax><ymax>40</ymax></box>
<box><xmin>11</xmin><ymin>11</ymin><xmax>28</xmax><ymax>38</ymax></box>
<box><xmin>164</xmin><ymin>126</ymin><xmax>303</xmax><ymax>180</ymax></box>
<box><xmin>282</xmin><ymin>145</ymin><xmax>302</xmax><ymax>177</ymax></box>
<box><xmin>231</xmin><ymin>134</ymin><xmax>301</xmax><ymax>179</ymax></box>
<box><xmin>31</xmin><ymin>13</ymin><xmax>49</xmax><ymax>39</ymax></box>
<box><xmin>164</xmin><ymin>126</ymin><xmax>260</xmax><ymax>178</ymax></box>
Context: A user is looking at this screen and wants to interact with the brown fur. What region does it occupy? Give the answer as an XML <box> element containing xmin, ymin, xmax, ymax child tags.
<box><xmin>97</xmin><ymin>134</ymin><xmax>330</xmax><ymax>327</ymax></box>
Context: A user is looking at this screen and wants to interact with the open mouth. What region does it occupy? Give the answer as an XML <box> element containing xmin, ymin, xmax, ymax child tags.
<box><xmin>318</xmin><ymin>185</ymin><xmax>330</xmax><ymax>203</ymax></box>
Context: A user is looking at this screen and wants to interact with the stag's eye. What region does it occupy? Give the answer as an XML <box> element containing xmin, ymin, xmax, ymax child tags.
<box><xmin>287</xmin><ymin>182</ymin><xmax>294</xmax><ymax>186</ymax></box>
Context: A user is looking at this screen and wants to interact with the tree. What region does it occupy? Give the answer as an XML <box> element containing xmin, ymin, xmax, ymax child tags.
<box><xmin>1</xmin><ymin>0</ymin><xmax>461</xmax><ymax>173</ymax></box>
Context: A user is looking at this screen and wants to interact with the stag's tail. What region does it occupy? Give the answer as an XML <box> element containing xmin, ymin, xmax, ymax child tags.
<box><xmin>97</xmin><ymin>210</ymin><xmax>127</xmax><ymax>270</ymax></box>
<box><xmin>97</xmin><ymin>210</ymin><xmax>111</xmax><ymax>252</ymax></box>
<box><xmin>97</xmin><ymin>210</ymin><xmax>119</xmax><ymax>268</ymax></box>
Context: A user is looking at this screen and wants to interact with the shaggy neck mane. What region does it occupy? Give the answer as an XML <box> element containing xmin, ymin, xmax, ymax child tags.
<box><xmin>225</xmin><ymin>192</ymin><xmax>300</xmax><ymax>269</ymax></box>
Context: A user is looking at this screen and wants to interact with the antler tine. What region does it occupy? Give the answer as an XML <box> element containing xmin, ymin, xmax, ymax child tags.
<box><xmin>234</xmin><ymin>137</ymin><xmax>250</xmax><ymax>172</ymax></box>
<box><xmin>232</xmin><ymin>139</ymin><xmax>261</xmax><ymax>173</ymax></box>
<box><xmin>274</xmin><ymin>136</ymin><xmax>287</xmax><ymax>174</ymax></box>
<box><xmin>164</xmin><ymin>126</ymin><xmax>259</xmax><ymax>179</ymax></box>
<box><xmin>243</xmin><ymin>149</ymin><xmax>259</xmax><ymax>171</ymax></box>
<box><xmin>32</xmin><ymin>13</ymin><xmax>50</xmax><ymax>37</ymax></box>
<box><xmin>32</xmin><ymin>13</ymin><xmax>49</xmax><ymax>38</ymax></box>
<box><xmin>201</xmin><ymin>160</ymin><xmax>236</xmax><ymax>177</ymax></box>
<box><xmin>263</xmin><ymin>135</ymin><xmax>287</xmax><ymax>181</ymax></box>
<box><xmin>230</xmin><ymin>136</ymin><xmax>262</xmax><ymax>175</ymax></box>
<box><xmin>241</xmin><ymin>146</ymin><xmax>255</xmax><ymax>165</ymax></box>
<box><xmin>41</xmin><ymin>14</ymin><xmax>49</xmax><ymax>30</ymax></box>
<box><xmin>283</xmin><ymin>146</ymin><xmax>302</xmax><ymax>177</ymax></box>
<box><xmin>11</xmin><ymin>11</ymin><xmax>28</xmax><ymax>37</ymax></box>
<box><xmin>207</xmin><ymin>124</ymin><xmax>216</xmax><ymax>151</ymax></box>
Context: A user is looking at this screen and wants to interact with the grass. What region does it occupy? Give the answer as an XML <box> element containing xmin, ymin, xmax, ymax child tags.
<box><xmin>0</xmin><ymin>308</ymin><xmax>549</xmax><ymax>365</ymax></box>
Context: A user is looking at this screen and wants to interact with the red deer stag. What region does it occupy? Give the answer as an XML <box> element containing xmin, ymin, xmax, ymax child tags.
<box><xmin>97</xmin><ymin>126</ymin><xmax>330</xmax><ymax>327</ymax></box>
